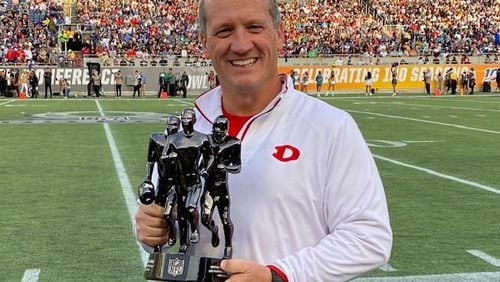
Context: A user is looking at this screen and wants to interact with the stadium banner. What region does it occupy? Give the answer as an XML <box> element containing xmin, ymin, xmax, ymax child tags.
<box><xmin>279</xmin><ymin>64</ymin><xmax>499</xmax><ymax>93</ymax></box>
<box><xmin>1</xmin><ymin>64</ymin><xmax>497</xmax><ymax>95</ymax></box>
<box><xmin>0</xmin><ymin>66</ymin><xmax>215</xmax><ymax>94</ymax></box>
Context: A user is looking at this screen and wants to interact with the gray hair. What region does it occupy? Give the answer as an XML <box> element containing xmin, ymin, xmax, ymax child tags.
<box><xmin>198</xmin><ymin>0</ymin><xmax>282</xmax><ymax>36</ymax></box>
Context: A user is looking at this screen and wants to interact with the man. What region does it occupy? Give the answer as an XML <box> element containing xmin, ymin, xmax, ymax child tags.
<box><xmin>167</xmin><ymin>68</ymin><xmax>177</xmax><ymax>97</ymax></box>
<box><xmin>201</xmin><ymin>115</ymin><xmax>241</xmax><ymax>259</ymax></box>
<box><xmin>114</xmin><ymin>70</ymin><xmax>123</xmax><ymax>98</ymax></box>
<box><xmin>135</xmin><ymin>0</ymin><xmax>392</xmax><ymax>281</ymax></box>
<box><xmin>423</xmin><ymin>69</ymin><xmax>431</xmax><ymax>95</ymax></box>
<box><xmin>391</xmin><ymin>62</ymin><xmax>398</xmax><ymax>96</ymax></box>
<box><xmin>138</xmin><ymin>116</ymin><xmax>181</xmax><ymax>249</ymax></box>
<box><xmin>157</xmin><ymin>72</ymin><xmax>166</xmax><ymax>98</ymax></box>
<box><xmin>91</xmin><ymin>70</ymin><xmax>101</xmax><ymax>98</ymax></box>
<box><xmin>449</xmin><ymin>68</ymin><xmax>458</xmax><ymax>95</ymax></box>
<box><xmin>133</xmin><ymin>70</ymin><xmax>141</xmax><ymax>98</ymax></box>
<box><xmin>180</xmin><ymin>71</ymin><xmax>189</xmax><ymax>98</ymax></box>
<box><xmin>29</xmin><ymin>70</ymin><xmax>39</xmax><ymax>98</ymax></box>
<box><xmin>43</xmin><ymin>67</ymin><xmax>52</xmax><ymax>98</ymax></box>
<box><xmin>160</xmin><ymin>108</ymin><xmax>212</xmax><ymax>254</ymax></box>
<box><xmin>140</xmin><ymin>72</ymin><xmax>147</xmax><ymax>97</ymax></box>
<box><xmin>468</xmin><ymin>68</ymin><xmax>476</xmax><ymax>95</ymax></box>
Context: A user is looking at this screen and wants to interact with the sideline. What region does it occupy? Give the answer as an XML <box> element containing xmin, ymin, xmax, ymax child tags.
<box><xmin>373</xmin><ymin>154</ymin><xmax>500</xmax><ymax>195</ymax></box>
<box><xmin>0</xmin><ymin>99</ymin><xmax>16</xmax><ymax>106</ymax></box>
<box><xmin>355</xmin><ymin>271</ymin><xmax>500</xmax><ymax>281</ymax></box>
<box><xmin>347</xmin><ymin>110</ymin><xmax>500</xmax><ymax>134</ymax></box>
<box><xmin>95</xmin><ymin>100</ymin><xmax>149</xmax><ymax>265</ymax></box>
<box><xmin>372</xmin><ymin>101</ymin><xmax>500</xmax><ymax>113</ymax></box>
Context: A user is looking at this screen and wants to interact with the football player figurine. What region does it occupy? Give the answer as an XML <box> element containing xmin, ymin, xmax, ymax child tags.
<box><xmin>161</xmin><ymin>108</ymin><xmax>213</xmax><ymax>254</ymax></box>
<box><xmin>201</xmin><ymin>115</ymin><xmax>241</xmax><ymax>259</ymax></box>
<box><xmin>138</xmin><ymin>115</ymin><xmax>181</xmax><ymax>250</ymax></box>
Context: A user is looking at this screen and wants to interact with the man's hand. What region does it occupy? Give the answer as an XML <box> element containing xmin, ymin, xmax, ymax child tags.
<box><xmin>220</xmin><ymin>259</ymin><xmax>272</xmax><ymax>282</ymax></box>
<box><xmin>135</xmin><ymin>203</ymin><xmax>169</xmax><ymax>247</ymax></box>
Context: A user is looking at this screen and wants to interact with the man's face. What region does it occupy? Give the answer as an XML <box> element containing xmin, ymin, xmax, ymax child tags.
<box><xmin>200</xmin><ymin>0</ymin><xmax>283</xmax><ymax>94</ymax></box>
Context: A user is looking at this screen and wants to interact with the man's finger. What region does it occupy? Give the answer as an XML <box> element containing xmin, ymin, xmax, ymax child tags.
<box><xmin>220</xmin><ymin>259</ymin><xmax>246</xmax><ymax>274</ymax></box>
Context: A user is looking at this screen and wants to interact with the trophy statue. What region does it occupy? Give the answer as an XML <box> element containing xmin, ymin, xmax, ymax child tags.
<box><xmin>140</xmin><ymin>109</ymin><xmax>241</xmax><ymax>281</ymax></box>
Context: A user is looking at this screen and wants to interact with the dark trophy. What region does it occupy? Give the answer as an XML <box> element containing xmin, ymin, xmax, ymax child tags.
<box><xmin>139</xmin><ymin>108</ymin><xmax>241</xmax><ymax>281</ymax></box>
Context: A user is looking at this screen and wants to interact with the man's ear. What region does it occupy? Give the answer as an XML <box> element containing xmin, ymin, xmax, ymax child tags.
<box><xmin>199</xmin><ymin>34</ymin><xmax>211</xmax><ymax>59</ymax></box>
<box><xmin>276</xmin><ymin>24</ymin><xmax>284</xmax><ymax>51</ymax></box>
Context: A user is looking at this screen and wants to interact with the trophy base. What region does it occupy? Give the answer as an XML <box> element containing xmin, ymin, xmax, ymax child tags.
<box><xmin>144</xmin><ymin>253</ymin><xmax>228</xmax><ymax>282</ymax></box>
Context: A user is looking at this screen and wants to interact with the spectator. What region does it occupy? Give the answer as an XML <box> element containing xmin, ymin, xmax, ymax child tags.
<box><xmin>315</xmin><ymin>71</ymin><xmax>323</xmax><ymax>97</ymax></box>
<box><xmin>43</xmin><ymin>67</ymin><xmax>53</xmax><ymax>98</ymax></box>
<box><xmin>365</xmin><ymin>71</ymin><xmax>373</xmax><ymax>96</ymax></box>
<box><xmin>114</xmin><ymin>70</ymin><xmax>123</xmax><ymax>98</ymax></box>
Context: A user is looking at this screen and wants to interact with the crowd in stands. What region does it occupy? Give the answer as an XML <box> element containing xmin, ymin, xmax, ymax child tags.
<box><xmin>0</xmin><ymin>0</ymin><xmax>498</xmax><ymax>66</ymax></box>
<box><xmin>369</xmin><ymin>0</ymin><xmax>499</xmax><ymax>55</ymax></box>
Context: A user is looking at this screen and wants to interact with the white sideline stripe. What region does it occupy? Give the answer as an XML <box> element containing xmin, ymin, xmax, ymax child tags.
<box><xmin>354</xmin><ymin>271</ymin><xmax>500</xmax><ymax>281</ymax></box>
<box><xmin>0</xmin><ymin>100</ymin><xmax>15</xmax><ymax>106</ymax></box>
<box><xmin>467</xmin><ymin>250</ymin><xmax>500</xmax><ymax>267</ymax></box>
<box><xmin>348</xmin><ymin>110</ymin><xmax>500</xmax><ymax>134</ymax></box>
<box><xmin>95</xmin><ymin>100</ymin><xmax>149</xmax><ymax>266</ymax></box>
<box><xmin>379</xmin><ymin>263</ymin><xmax>397</xmax><ymax>272</ymax></box>
<box><xmin>373</xmin><ymin>154</ymin><xmax>500</xmax><ymax>195</ymax></box>
<box><xmin>383</xmin><ymin>101</ymin><xmax>500</xmax><ymax>113</ymax></box>
<box><xmin>21</xmin><ymin>268</ymin><xmax>40</xmax><ymax>282</ymax></box>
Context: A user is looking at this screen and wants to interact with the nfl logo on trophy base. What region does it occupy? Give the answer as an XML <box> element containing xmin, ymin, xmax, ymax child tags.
<box><xmin>144</xmin><ymin>253</ymin><xmax>227</xmax><ymax>282</ymax></box>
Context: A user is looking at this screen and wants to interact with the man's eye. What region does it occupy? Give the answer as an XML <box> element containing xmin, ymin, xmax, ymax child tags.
<box><xmin>248</xmin><ymin>26</ymin><xmax>263</xmax><ymax>33</ymax></box>
<box><xmin>216</xmin><ymin>29</ymin><xmax>231</xmax><ymax>37</ymax></box>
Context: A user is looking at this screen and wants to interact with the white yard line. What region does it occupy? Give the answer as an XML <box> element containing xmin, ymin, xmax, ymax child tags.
<box><xmin>95</xmin><ymin>100</ymin><xmax>149</xmax><ymax>266</ymax></box>
<box><xmin>380</xmin><ymin>102</ymin><xmax>500</xmax><ymax>113</ymax></box>
<box><xmin>348</xmin><ymin>110</ymin><xmax>500</xmax><ymax>134</ymax></box>
<box><xmin>373</xmin><ymin>154</ymin><xmax>500</xmax><ymax>195</ymax></box>
<box><xmin>0</xmin><ymin>100</ymin><xmax>16</xmax><ymax>106</ymax></box>
<box><xmin>21</xmin><ymin>268</ymin><xmax>40</xmax><ymax>282</ymax></box>
<box><xmin>467</xmin><ymin>250</ymin><xmax>500</xmax><ymax>267</ymax></box>
<box><xmin>355</xmin><ymin>271</ymin><xmax>500</xmax><ymax>281</ymax></box>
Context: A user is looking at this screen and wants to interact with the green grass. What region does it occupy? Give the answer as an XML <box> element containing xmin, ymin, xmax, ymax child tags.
<box><xmin>1</xmin><ymin>94</ymin><xmax>499</xmax><ymax>281</ymax></box>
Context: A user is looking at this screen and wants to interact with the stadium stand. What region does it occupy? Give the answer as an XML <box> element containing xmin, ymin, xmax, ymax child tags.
<box><xmin>0</xmin><ymin>0</ymin><xmax>498</xmax><ymax>67</ymax></box>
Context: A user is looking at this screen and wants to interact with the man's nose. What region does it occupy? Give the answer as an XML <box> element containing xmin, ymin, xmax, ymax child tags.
<box><xmin>230</xmin><ymin>28</ymin><xmax>253</xmax><ymax>54</ymax></box>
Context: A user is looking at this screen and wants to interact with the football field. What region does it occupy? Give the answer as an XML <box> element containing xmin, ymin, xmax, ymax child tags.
<box><xmin>0</xmin><ymin>93</ymin><xmax>499</xmax><ymax>281</ymax></box>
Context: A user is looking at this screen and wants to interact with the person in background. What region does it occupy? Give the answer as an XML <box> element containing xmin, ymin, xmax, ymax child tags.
<box><xmin>135</xmin><ymin>0</ymin><xmax>392</xmax><ymax>281</ymax></box>
<box><xmin>19</xmin><ymin>70</ymin><xmax>29</xmax><ymax>97</ymax></box>
<box><xmin>0</xmin><ymin>71</ymin><xmax>7</xmax><ymax>98</ymax></box>
<box><xmin>449</xmin><ymin>69</ymin><xmax>458</xmax><ymax>95</ymax></box>
<box><xmin>43</xmin><ymin>67</ymin><xmax>53</xmax><ymax>98</ymax></box>
<box><xmin>444</xmin><ymin>68</ymin><xmax>451</xmax><ymax>94</ymax></box>
<box><xmin>140</xmin><ymin>72</ymin><xmax>147</xmax><ymax>97</ymax></box>
<box><xmin>180</xmin><ymin>71</ymin><xmax>189</xmax><ymax>98</ymax></box>
<box><xmin>326</xmin><ymin>70</ymin><xmax>336</xmax><ymax>96</ymax></box>
<box><xmin>168</xmin><ymin>68</ymin><xmax>177</xmax><ymax>96</ymax></box>
<box><xmin>365</xmin><ymin>70</ymin><xmax>373</xmax><ymax>95</ymax></box>
<box><xmin>300</xmin><ymin>71</ymin><xmax>309</xmax><ymax>94</ymax></box>
<box><xmin>436</xmin><ymin>71</ymin><xmax>443</xmax><ymax>93</ymax></box>
<box><xmin>315</xmin><ymin>70</ymin><xmax>323</xmax><ymax>97</ymax></box>
<box><xmin>133</xmin><ymin>70</ymin><xmax>141</xmax><ymax>98</ymax></box>
<box><xmin>12</xmin><ymin>69</ymin><xmax>20</xmax><ymax>98</ymax></box>
<box><xmin>468</xmin><ymin>68</ymin><xmax>476</xmax><ymax>95</ymax></box>
<box><xmin>391</xmin><ymin>62</ymin><xmax>398</xmax><ymax>96</ymax></box>
<box><xmin>114</xmin><ymin>70</ymin><xmax>123</xmax><ymax>98</ymax></box>
<box><xmin>460</xmin><ymin>70</ymin><xmax>468</xmax><ymax>94</ymax></box>
<box><xmin>29</xmin><ymin>70</ymin><xmax>39</xmax><ymax>98</ymax></box>
<box><xmin>423</xmin><ymin>69</ymin><xmax>431</xmax><ymax>95</ymax></box>
<box><xmin>63</xmin><ymin>78</ymin><xmax>72</xmax><ymax>98</ymax></box>
<box><xmin>92</xmin><ymin>70</ymin><xmax>102</xmax><ymax>98</ymax></box>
